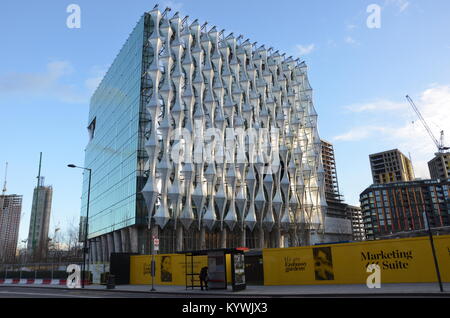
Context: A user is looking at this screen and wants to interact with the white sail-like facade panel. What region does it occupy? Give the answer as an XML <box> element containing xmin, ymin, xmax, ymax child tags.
<box><xmin>142</xmin><ymin>6</ymin><xmax>327</xmax><ymax>249</ymax></box>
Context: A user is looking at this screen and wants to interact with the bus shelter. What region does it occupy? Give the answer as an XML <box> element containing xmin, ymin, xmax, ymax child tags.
<box><xmin>179</xmin><ymin>248</ymin><xmax>248</xmax><ymax>292</ymax></box>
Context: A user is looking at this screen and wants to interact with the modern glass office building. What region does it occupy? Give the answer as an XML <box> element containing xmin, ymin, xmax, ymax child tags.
<box><xmin>81</xmin><ymin>7</ymin><xmax>328</xmax><ymax>262</ymax></box>
<box><xmin>80</xmin><ymin>15</ymin><xmax>148</xmax><ymax>262</ymax></box>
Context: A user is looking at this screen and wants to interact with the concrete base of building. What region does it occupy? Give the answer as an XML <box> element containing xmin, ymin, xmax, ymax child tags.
<box><xmin>87</xmin><ymin>223</ymin><xmax>350</xmax><ymax>263</ymax></box>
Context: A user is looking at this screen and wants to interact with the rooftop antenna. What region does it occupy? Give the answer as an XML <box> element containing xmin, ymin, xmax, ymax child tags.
<box><xmin>162</xmin><ymin>7</ymin><xmax>171</xmax><ymax>17</ymax></box>
<box><xmin>152</xmin><ymin>4</ymin><xmax>158</xmax><ymax>10</ymax></box>
<box><xmin>182</xmin><ymin>15</ymin><xmax>189</xmax><ymax>25</ymax></box>
<box><xmin>2</xmin><ymin>162</ymin><xmax>7</xmax><ymax>195</ymax></box>
<box><xmin>201</xmin><ymin>21</ymin><xmax>208</xmax><ymax>30</ymax></box>
<box><xmin>226</xmin><ymin>32</ymin><xmax>234</xmax><ymax>39</ymax></box>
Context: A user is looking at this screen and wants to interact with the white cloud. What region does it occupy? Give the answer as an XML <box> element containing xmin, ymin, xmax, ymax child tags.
<box><xmin>327</xmin><ymin>40</ymin><xmax>337</xmax><ymax>48</ymax></box>
<box><xmin>385</xmin><ymin>0</ymin><xmax>410</xmax><ymax>13</ymax></box>
<box><xmin>295</xmin><ymin>44</ymin><xmax>316</xmax><ymax>56</ymax></box>
<box><xmin>334</xmin><ymin>84</ymin><xmax>450</xmax><ymax>179</ymax></box>
<box><xmin>0</xmin><ymin>61</ymin><xmax>106</xmax><ymax>104</ymax></box>
<box><xmin>345</xmin><ymin>100</ymin><xmax>408</xmax><ymax>112</ymax></box>
<box><xmin>344</xmin><ymin>36</ymin><xmax>358</xmax><ymax>45</ymax></box>
<box><xmin>0</xmin><ymin>61</ymin><xmax>72</xmax><ymax>93</ymax></box>
<box><xmin>0</xmin><ymin>61</ymin><xmax>87</xmax><ymax>103</ymax></box>
<box><xmin>346</xmin><ymin>24</ymin><xmax>357</xmax><ymax>30</ymax></box>
<box><xmin>334</xmin><ymin>126</ymin><xmax>389</xmax><ymax>142</ymax></box>
<box><xmin>400</xmin><ymin>2</ymin><xmax>410</xmax><ymax>12</ymax></box>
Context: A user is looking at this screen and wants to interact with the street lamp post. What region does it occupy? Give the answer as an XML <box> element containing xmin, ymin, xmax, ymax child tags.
<box><xmin>423</xmin><ymin>210</ymin><xmax>444</xmax><ymax>293</ymax></box>
<box><xmin>68</xmin><ymin>164</ymin><xmax>91</xmax><ymax>289</ymax></box>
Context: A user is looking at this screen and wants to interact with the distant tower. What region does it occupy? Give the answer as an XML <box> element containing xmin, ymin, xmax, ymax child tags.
<box><xmin>27</xmin><ymin>154</ymin><xmax>53</xmax><ymax>261</ymax></box>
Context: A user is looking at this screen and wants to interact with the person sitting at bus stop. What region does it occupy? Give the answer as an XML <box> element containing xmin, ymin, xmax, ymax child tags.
<box><xmin>199</xmin><ymin>266</ymin><xmax>208</xmax><ymax>291</ymax></box>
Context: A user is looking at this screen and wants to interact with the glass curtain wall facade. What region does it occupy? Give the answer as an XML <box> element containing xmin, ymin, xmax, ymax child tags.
<box><xmin>81</xmin><ymin>16</ymin><xmax>146</xmax><ymax>238</ymax></box>
<box><xmin>80</xmin><ymin>15</ymin><xmax>148</xmax><ymax>262</ymax></box>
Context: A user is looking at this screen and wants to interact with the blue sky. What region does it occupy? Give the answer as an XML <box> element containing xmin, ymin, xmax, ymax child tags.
<box><xmin>1</xmin><ymin>0</ymin><xmax>449</xmax><ymax>243</ymax></box>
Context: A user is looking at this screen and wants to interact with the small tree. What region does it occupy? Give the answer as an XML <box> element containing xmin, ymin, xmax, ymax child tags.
<box><xmin>58</xmin><ymin>217</ymin><xmax>83</xmax><ymax>263</ymax></box>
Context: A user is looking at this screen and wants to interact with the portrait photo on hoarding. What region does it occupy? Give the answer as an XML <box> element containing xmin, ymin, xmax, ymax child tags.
<box><xmin>161</xmin><ymin>256</ymin><xmax>172</xmax><ymax>282</ymax></box>
<box><xmin>313</xmin><ymin>247</ymin><xmax>335</xmax><ymax>281</ymax></box>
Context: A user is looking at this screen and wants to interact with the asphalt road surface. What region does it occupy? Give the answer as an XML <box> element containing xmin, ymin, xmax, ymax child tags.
<box><xmin>1</xmin><ymin>286</ymin><xmax>448</xmax><ymax>298</ymax></box>
<box><xmin>0</xmin><ymin>286</ymin><xmax>230</xmax><ymax>298</ymax></box>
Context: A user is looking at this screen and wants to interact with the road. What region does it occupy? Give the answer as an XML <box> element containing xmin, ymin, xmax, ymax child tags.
<box><xmin>0</xmin><ymin>285</ymin><xmax>449</xmax><ymax>298</ymax></box>
<box><xmin>0</xmin><ymin>286</ymin><xmax>230</xmax><ymax>298</ymax></box>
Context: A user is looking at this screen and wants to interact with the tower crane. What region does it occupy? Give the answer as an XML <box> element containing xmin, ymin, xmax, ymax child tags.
<box><xmin>406</xmin><ymin>95</ymin><xmax>450</xmax><ymax>153</ymax></box>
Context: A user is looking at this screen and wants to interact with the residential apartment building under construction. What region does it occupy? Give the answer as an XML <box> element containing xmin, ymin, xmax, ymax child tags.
<box><xmin>0</xmin><ymin>194</ymin><xmax>22</xmax><ymax>263</ymax></box>
<box><xmin>320</xmin><ymin>140</ymin><xmax>364</xmax><ymax>240</ymax></box>
<box><xmin>27</xmin><ymin>178</ymin><xmax>52</xmax><ymax>261</ymax></box>
<box><xmin>321</xmin><ymin>140</ymin><xmax>342</xmax><ymax>203</ymax></box>
<box><xmin>369</xmin><ymin>149</ymin><xmax>415</xmax><ymax>184</ymax></box>
<box><xmin>428</xmin><ymin>152</ymin><xmax>450</xmax><ymax>180</ymax></box>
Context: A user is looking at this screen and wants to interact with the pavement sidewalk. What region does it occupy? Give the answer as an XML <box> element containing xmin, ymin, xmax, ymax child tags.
<box><xmin>2</xmin><ymin>282</ymin><xmax>450</xmax><ymax>297</ymax></box>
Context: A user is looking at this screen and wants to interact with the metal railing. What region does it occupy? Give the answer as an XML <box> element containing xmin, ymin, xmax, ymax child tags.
<box><xmin>0</xmin><ymin>262</ymin><xmax>86</xmax><ymax>281</ymax></box>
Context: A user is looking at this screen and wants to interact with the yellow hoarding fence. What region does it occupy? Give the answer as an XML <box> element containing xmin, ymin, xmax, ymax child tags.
<box><xmin>263</xmin><ymin>235</ymin><xmax>450</xmax><ymax>285</ymax></box>
<box><xmin>129</xmin><ymin>235</ymin><xmax>450</xmax><ymax>286</ymax></box>
<box><xmin>130</xmin><ymin>254</ymin><xmax>207</xmax><ymax>285</ymax></box>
